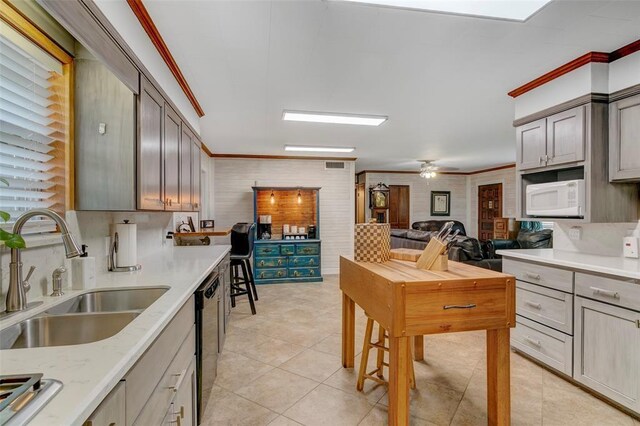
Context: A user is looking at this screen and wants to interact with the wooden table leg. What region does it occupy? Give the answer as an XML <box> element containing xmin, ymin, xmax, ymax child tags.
<box><xmin>342</xmin><ymin>292</ymin><xmax>355</xmax><ymax>368</ymax></box>
<box><xmin>388</xmin><ymin>336</ymin><xmax>410</xmax><ymax>426</ymax></box>
<box><xmin>412</xmin><ymin>335</ymin><xmax>424</xmax><ymax>361</ymax></box>
<box><xmin>487</xmin><ymin>328</ymin><xmax>510</xmax><ymax>426</ymax></box>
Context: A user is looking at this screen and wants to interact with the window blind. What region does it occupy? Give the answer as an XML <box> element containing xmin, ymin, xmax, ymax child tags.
<box><xmin>0</xmin><ymin>21</ymin><xmax>67</xmax><ymax>233</ymax></box>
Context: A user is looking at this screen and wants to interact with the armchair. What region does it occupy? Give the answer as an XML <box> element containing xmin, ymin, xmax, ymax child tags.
<box><xmin>486</xmin><ymin>228</ymin><xmax>553</xmax><ymax>259</ymax></box>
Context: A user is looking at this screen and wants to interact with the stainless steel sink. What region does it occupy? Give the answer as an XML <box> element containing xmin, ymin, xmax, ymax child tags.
<box><xmin>45</xmin><ymin>287</ymin><xmax>168</xmax><ymax>315</ymax></box>
<box><xmin>0</xmin><ymin>312</ymin><xmax>140</xmax><ymax>349</ymax></box>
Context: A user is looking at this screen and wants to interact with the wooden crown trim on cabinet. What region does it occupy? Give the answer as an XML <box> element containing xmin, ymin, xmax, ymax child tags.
<box><xmin>211</xmin><ymin>153</ymin><xmax>358</xmax><ymax>161</ymax></box>
<box><xmin>508</xmin><ymin>38</ymin><xmax>640</xmax><ymax>98</ymax></box>
<box><xmin>126</xmin><ymin>0</ymin><xmax>204</xmax><ymax>117</ymax></box>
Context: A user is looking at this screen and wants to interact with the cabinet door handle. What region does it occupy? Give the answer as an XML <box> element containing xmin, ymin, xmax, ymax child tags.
<box><xmin>277</xmin><ymin>259</ymin><xmax>282</xmax><ymax>265</ymax></box>
<box><xmin>173</xmin><ymin>405</ymin><xmax>185</xmax><ymax>419</ymax></box>
<box><xmin>524</xmin><ymin>336</ymin><xmax>541</xmax><ymax>347</ymax></box>
<box><xmin>310</xmin><ymin>270</ymin><xmax>314</xmax><ymax>276</ymax></box>
<box><xmin>539</xmin><ymin>156</ymin><xmax>544</xmax><ymax>165</ymax></box>
<box><xmin>443</xmin><ymin>304</ymin><xmax>476</xmax><ymax>310</ymax></box>
<box><xmin>169</xmin><ymin>368</ymin><xmax>187</xmax><ymax>393</ymax></box>
<box><xmin>259</xmin><ymin>261</ymin><xmax>264</xmax><ymax>266</ymax></box>
<box><xmin>525</xmin><ymin>272</ymin><xmax>541</xmax><ymax>280</ymax></box>
<box><xmin>525</xmin><ymin>300</ymin><xmax>542</xmax><ymax>310</ymax></box>
<box><xmin>589</xmin><ymin>287</ymin><xmax>620</xmax><ymax>299</ymax></box>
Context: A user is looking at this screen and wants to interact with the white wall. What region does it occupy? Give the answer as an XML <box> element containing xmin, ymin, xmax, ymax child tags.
<box><xmin>552</xmin><ymin>221</ymin><xmax>640</xmax><ymax>257</ymax></box>
<box><xmin>0</xmin><ymin>211</ymin><xmax>176</xmax><ymax>301</ymax></box>
<box><xmin>360</xmin><ymin>168</ymin><xmax>517</xmax><ymax>238</ymax></box>
<box><xmin>211</xmin><ymin>158</ymin><xmax>355</xmax><ymax>274</ymax></box>
<box><xmin>514</xmin><ymin>63</ymin><xmax>609</xmax><ymax>120</ymax></box>
<box><xmin>609</xmin><ymin>50</ymin><xmax>640</xmax><ymax>93</ymax></box>
<box><xmin>466</xmin><ymin>168</ymin><xmax>517</xmax><ymax>237</ymax></box>
<box><xmin>363</xmin><ymin>173</ymin><xmax>468</xmax><ymax>226</ymax></box>
<box><xmin>93</xmin><ymin>0</ymin><xmax>200</xmax><ymax>133</ymax></box>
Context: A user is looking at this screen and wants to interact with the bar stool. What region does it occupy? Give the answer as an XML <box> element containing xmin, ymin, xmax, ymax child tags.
<box><xmin>357</xmin><ymin>315</ymin><xmax>416</xmax><ymax>391</ymax></box>
<box><xmin>230</xmin><ymin>223</ymin><xmax>257</xmax><ymax>315</ymax></box>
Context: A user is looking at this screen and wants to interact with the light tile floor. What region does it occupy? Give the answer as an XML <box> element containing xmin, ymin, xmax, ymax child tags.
<box><xmin>203</xmin><ymin>275</ymin><xmax>640</xmax><ymax>426</ymax></box>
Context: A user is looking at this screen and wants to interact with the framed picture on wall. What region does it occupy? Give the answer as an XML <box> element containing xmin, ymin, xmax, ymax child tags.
<box><xmin>430</xmin><ymin>191</ymin><xmax>451</xmax><ymax>216</ymax></box>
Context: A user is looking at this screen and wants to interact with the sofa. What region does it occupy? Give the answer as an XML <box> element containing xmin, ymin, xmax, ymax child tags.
<box><xmin>486</xmin><ymin>228</ymin><xmax>553</xmax><ymax>258</ymax></box>
<box><xmin>391</xmin><ymin>220</ymin><xmax>501</xmax><ymax>271</ymax></box>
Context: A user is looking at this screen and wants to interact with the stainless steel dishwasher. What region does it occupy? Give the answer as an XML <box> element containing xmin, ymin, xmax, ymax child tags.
<box><xmin>195</xmin><ymin>271</ymin><xmax>219</xmax><ymax>424</ymax></box>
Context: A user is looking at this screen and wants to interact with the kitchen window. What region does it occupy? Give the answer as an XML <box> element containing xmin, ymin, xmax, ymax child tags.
<box><xmin>0</xmin><ymin>3</ymin><xmax>73</xmax><ymax>233</ymax></box>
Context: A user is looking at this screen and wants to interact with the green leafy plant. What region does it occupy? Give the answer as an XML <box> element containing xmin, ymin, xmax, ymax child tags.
<box><xmin>0</xmin><ymin>177</ymin><xmax>26</xmax><ymax>249</ymax></box>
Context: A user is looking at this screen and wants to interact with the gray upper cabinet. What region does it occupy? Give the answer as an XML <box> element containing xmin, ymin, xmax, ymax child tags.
<box><xmin>74</xmin><ymin>45</ymin><xmax>136</xmax><ymax>211</ymax></box>
<box><xmin>138</xmin><ymin>77</ymin><xmax>165</xmax><ymax>211</ymax></box>
<box><xmin>164</xmin><ymin>105</ymin><xmax>182</xmax><ymax>211</ymax></box>
<box><xmin>516</xmin><ymin>106</ymin><xmax>586</xmax><ymax>171</ymax></box>
<box><xmin>517</xmin><ymin>118</ymin><xmax>547</xmax><ymax>170</ymax></box>
<box><xmin>546</xmin><ymin>106</ymin><xmax>585</xmax><ymax>166</ymax></box>
<box><xmin>610</xmin><ymin>94</ymin><xmax>640</xmax><ymax>182</ymax></box>
<box><xmin>191</xmin><ymin>139</ymin><xmax>201</xmax><ymax>211</ymax></box>
<box><xmin>180</xmin><ymin>126</ymin><xmax>193</xmax><ymax>211</ymax></box>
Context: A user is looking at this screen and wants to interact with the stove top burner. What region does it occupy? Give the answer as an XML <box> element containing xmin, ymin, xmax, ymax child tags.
<box><xmin>0</xmin><ymin>374</ymin><xmax>62</xmax><ymax>425</ymax></box>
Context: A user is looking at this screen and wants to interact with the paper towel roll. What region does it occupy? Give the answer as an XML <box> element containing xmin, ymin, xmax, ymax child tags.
<box><xmin>114</xmin><ymin>222</ymin><xmax>137</xmax><ymax>267</ymax></box>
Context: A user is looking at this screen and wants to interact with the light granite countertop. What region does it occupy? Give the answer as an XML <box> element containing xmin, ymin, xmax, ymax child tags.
<box><xmin>496</xmin><ymin>248</ymin><xmax>640</xmax><ymax>280</ymax></box>
<box><xmin>0</xmin><ymin>244</ymin><xmax>231</xmax><ymax>426</ymax></box>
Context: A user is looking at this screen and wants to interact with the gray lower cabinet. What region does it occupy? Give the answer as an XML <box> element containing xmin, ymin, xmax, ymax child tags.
<box><xmin>83</xmin><ymin>381</ymin><xmax>125</xmax><ymax>426</ymax></box>
<box><xmin>506</xmin><ymin>257</ymin><xmax>640</xmax><ymax>415</ymax></box>
<box><xmin>574</xmin><ymin>296</ymin><xmax>640</xmax><ymax>413</ymax></box>
<box><xmin>610</xmin><ymin>93</ymin><xmax>640</xmax><ymax>182</ymax></box>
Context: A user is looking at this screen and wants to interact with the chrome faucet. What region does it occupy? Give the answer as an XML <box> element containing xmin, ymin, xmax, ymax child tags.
<box><xmin>5</xmin><ymin>209</ymin><xmax>82</xmax><ymax>313</ymax></box>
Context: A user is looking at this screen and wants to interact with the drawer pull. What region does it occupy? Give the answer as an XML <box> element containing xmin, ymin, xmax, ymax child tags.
<box><xmin>590</xmin><ymin>287</ymin><xmax>620</xmax><ymax>299</ymax></box>
<box><xmin>259</xmin><ymin>261</ymin><xmax>264</xmax><ymax>266</ymax></box>
<box><xmin>443</xmin><ymin>304</ymin><xmax>476</xmax><ymax>310</ymax></box>
<box><xmin>263</xmin><ymin>249</ymin><xmax>273</xmax><ymax>253</ymax></box>
<box><xmin>277</xmin><ymin>259</ymin><xmax>282</xmax><ymax>265</ymax></box>
<box><xmin>524</xmin><ymin>300</ymin><xmax>542</xmax><ymax>310</ymax></box>
<box><xmin>525</xmin><ymin>273</ymin><xmax>541</xmax><ymax>280</ymax></box>
<box><xmin>173</xmin><ymin>406</ymin><xmax>185</xmax><ymax>418</ymax></box>
<box><xmin>524</xmin><ymin>336</ymin><xmax>541</xmax><ymax>347</ymax></box>
<box><xmin>169</xmin><ymin>368</ymin><xmax>187</xmax><ymax>393</ymax></box>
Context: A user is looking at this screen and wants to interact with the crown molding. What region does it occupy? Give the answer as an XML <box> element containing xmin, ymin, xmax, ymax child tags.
<box><xmin>357</xmin><ymin>164</ymin><xmax>515</xmax><ymax>176</ymax></box>
<box><xmin>508</xmin><ymin>38</ymin><xmax>640</xmax><ymax>98</ymax></box>
<box><xmin>127</xmin><ymin>0</ymin><xmax>204</xmax><ymax>117</ymax></box>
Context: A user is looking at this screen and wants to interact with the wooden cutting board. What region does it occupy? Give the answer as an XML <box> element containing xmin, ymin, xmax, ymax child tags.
<box><xmin>389</xmin><ymin>248</ymin><xmax>423</xmax><ymax>262</ymax></box>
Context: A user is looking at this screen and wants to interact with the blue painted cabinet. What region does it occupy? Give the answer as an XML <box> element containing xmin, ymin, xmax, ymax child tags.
<box><xmin>254</xmin><ymin>241</ymin><xmax>322</xmax><ymax>284</ymax></box>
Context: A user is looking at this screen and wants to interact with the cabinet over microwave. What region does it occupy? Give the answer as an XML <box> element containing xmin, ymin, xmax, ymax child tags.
<box><xmin>526</xmin><ymin>179</ymin><xmax>585</xmax><ymax>217</ymax></box>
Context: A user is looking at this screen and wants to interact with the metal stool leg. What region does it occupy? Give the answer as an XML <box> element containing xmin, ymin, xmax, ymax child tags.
<box><xmin>239</xmin><ymin>260</ymin><xmax>256</xmax><ymax>315</ymax></box>
<box><xmin>245</xmin><ymin>258</ymin><xmax>258</xmax><ymax>301</ymax></box>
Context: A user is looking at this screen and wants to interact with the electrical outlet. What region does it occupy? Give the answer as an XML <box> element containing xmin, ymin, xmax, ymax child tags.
<box><xmin>568</xmin><ymin>226</ymin><xmax>582</xmax><ymax>241</ymax></box>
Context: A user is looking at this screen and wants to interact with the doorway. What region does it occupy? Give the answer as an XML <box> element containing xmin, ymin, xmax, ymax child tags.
<box><xmin>478</xmin><ymin>183</ymin><xmax>502</xmax><ymax>240</ymax></box>
<box><xmin>389</xmin><ymin>185</ymin><xmax>410</xmax><ymax>229</ymax></box>
<box><xmin>355</xmin><ymin>183</ymin><xmax>366</xmax><ymax>223</ymax></box>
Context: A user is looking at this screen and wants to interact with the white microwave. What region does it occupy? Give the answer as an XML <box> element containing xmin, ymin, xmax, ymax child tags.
<box><xmin>526</xmin><ymin>179</ymin><xmax>585</xmax><ymax>217</ymax></box>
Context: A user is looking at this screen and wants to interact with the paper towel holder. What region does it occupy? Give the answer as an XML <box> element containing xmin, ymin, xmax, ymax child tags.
<box><xmin>108</xmin><ymin>231</ymin><xmax>142</xmax><ymax>272</ymax></box>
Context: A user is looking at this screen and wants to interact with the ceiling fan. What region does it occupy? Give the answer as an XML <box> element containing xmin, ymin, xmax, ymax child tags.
<box><xmin>419</xmin><ymin>160</ymin><xmax>458</xmax><ymax>179</ymax></box>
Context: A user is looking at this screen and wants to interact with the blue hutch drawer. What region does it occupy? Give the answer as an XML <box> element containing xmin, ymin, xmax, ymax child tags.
<box><xmin>296</xmin><ymin>243</ymin><xmax>320</xmax><ymax>255</ymax></box>
<box><xmin>255</xmin><ymin>268</ymin><xmax>287</xmax><ymax>280</ymax></box>
<box><xmin>289</xmin><ymin>255</ymin><xmax>319</xmax><ymax>267</ymax></box>
<box><xmin>255</xmin><ymin>257</ymin><xmax>287</xmax><ymax>268</ymax></box>
<box><xmin>280</xmin><ymin>244</ymin><xmax>295</xmax><ymax>255</ymax></box>
<box><xmin>255</xmin><ymin>244</ymin><xmax>280</xmax><ymax>256</ymax></box>
<box><xmin>290</xmin><ymin>267</ymin><xmax>320</xmax><ymax>278</ymax></box>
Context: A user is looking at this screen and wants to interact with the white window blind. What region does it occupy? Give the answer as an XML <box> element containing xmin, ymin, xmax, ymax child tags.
<box><xmin>0</xmin><ymin>21</ymin><xmax>67</xmax><ymax>233</ymax></box>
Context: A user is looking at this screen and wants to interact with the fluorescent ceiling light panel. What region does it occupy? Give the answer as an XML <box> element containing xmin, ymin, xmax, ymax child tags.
<box><xmin>283</xmin><ymin>110</ymin><xmax>387</xmax><ymax>126</ymax></box>
<box><xmin>285</xmin><ymin>145</ymin><xmax>355</xmax><ymax>153</ymax></box>
<box><xmin>338</xmin><ymin>0</ymin><xmax>552</xmax><ymax>22</ymax></box>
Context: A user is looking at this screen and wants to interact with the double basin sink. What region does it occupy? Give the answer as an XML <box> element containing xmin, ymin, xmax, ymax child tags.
<box><xmin>0</xmin><ymin>288</ymin><xmax>168</xmax><ymax>350</ymax></box>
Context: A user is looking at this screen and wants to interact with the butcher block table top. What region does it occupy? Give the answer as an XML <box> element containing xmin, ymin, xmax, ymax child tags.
<box><xmin>340</xmin><ymin>256</ymin><xmax>516</xmax><ymax>426</ymax></box>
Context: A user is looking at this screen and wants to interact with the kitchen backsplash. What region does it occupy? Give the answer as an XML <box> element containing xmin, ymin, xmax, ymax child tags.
<box><xmin>0</xmin><ymin>211</ymin><xmax>185</xmax><ymax>301</ymax></box>
<box><xmin>552</xmin><ymin>221</ymin><xmax>640</xmax><ymax>257</ymax></box>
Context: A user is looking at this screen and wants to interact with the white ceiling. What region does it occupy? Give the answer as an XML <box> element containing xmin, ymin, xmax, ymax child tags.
<box><xmin>144</xmin><ymin>0</ymin><xmax>640</xmax><ymax>172</ymax></box>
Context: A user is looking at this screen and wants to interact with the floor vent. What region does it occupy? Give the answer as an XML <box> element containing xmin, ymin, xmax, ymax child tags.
<box><xmin>325</xmin><ymin>161</ymin><xmax>346</xmax><ymax>170</ymax></box>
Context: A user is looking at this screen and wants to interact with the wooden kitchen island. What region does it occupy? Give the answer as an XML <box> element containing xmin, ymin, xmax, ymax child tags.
<box><xmin>340</xmin><ymin>256</ymin><xmax>515</xmax><ymax>426</ymax></box>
